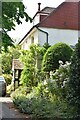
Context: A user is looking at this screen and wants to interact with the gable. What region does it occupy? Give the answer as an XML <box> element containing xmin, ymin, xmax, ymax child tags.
<box><xmin>38</xmin><ymin>2</ymin><xmax>80</xmax><ymax>30</ymax></box>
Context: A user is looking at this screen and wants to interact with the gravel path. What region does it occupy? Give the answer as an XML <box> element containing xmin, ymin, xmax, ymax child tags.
<box><xmin>0</xmin><ymin>97</ymin><xmax>32</xmax><ymax>120</ymax></box>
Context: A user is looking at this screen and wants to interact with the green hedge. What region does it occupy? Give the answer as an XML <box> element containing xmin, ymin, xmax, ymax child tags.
<box><xmin>42</xmin><ymin>42</ymin><xmax>73</xmax><ymax>72</ymax></box>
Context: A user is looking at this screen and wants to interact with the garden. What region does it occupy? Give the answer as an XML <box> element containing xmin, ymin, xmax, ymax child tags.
<box><xmin>1</xmin><ymin>40</ymin><xmax>80</xmax><ymax>120</ymax></box>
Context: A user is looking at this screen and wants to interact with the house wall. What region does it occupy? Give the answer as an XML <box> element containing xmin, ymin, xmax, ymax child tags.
<box><xmin>21</xmin><ymin>27</ymin><xmax>80</xmax><ymax>50</ymax></box>
<box><xmin>38</xmin><ymin>27</ymin><xmax>80</xmax><ymax>46</ymax></box>
<box><xmin>21</xmin><ymin>29</ymin><xmax>39</xmax><ymax>50</ymax></box>
<box><xmin>38</xmin><ymin>30</ymin><xmax>47</xmax><ymax>46</ymax></box>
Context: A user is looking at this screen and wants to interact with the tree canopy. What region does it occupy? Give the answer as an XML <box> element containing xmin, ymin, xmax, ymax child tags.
<box><xmin>1</xmin><ymin>45</ymin><xmax>21</xmax><ymax>74</ymax></box>
<box><xmin>1</xmin><ymin>1</ymin><xmax>32</xmax><ymax>51</ymax></box>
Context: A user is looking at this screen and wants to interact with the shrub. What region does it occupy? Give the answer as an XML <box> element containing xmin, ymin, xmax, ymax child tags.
<box><xmin>42</xmin><ymin>42</ymin><xmax>73</xmax><ymax>72</ymax></box>
<box><xmin>11</xmin><ymin>86</ymin><xmax>31</xmax><ymax>98</ymax></box>
<box><xmin>20</xmin><ymin>44</ymin><xmax>46</xmax><ymax>87</ymax></box>
<box><xmin>3</xmin><ymin>74</ymin><xmax>12</xmax><ymax>85</ymax></box>
<box><xmin>11</xmin><ymin>88</ymin><xmax>76</xmax><ymax>120</ymax></box>
<box><xmin>11</xmin><ymin>77</ymin><xmax>78</xmax><ymax>120</ymax></box>
<box><xmin>67</xmin><ymin>39</ymin><xmax>80</xmax><ymax>115</ymax></box>
<box><xmin>51</xmin><ymin>61</ymin><xmax>70</xmax><ymax>99</ymax></box>
<box><xmin>7</xmin><ymin>84</ymin><xmax>14</xmax><ymax>94</ymax></box>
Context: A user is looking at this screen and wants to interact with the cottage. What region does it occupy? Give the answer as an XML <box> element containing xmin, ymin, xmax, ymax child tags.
<box><xmin>19</xmin><ymin>1</ymin><xmax>80</xmax><ymax>50</ymax></box>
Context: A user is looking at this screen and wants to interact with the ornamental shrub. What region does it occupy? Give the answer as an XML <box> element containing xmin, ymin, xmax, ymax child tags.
<box><xmin>42</xmin><ymin>42</ymin><xmax>73</xmax><ymax>72</ymax></box>
<box><xmin>51</xmin><ymin>61</ymin><xmax>70</xmax><ymax>99</ymax></box>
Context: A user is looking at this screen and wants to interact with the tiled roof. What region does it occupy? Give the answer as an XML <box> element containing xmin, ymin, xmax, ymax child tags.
<box><xmin>38</xmin><ymin>2</ymin><xmax>80</xmax><ymax>30</ymax></box>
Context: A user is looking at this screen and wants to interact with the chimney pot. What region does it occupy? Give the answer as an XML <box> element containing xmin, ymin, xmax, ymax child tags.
<box><xmin>38</xmin><ymin>3</ymin><xmax>41</xmax><ymax>11</ymax></box>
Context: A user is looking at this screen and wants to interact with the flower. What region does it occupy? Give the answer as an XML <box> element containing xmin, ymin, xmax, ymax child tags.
<box><xmin>59</xmin><ymin>60</ymin><xmax>63</xmax><ymax>64</ymax></box>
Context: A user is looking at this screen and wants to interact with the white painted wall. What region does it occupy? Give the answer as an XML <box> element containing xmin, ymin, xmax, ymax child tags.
<box><xmin>39</xmin><ymin>27</ymin><xmax>79</xmax><ymax>46</ymax></box>
<box><xmin>20</xmin><ymin>27</ymin><xmax>80</xmax><ymax>50</ymax></box>
<box><xmin>78</xmin><ymin>31</ymin><xmax>80</xmax><ymax>38</ymax></box>
<box><xmin>21</xmin><ymin>29</ymin><xmax>39</xmax><ymax>50</ymax></box>
<box><xmin>38</xmin><ymin>30</ymin><xmax>47</xmax><ymax>46</ymax></box>
<box><xmin>21</xmin><ymin>37</ymin><xmax>32</xmax><ymax>50</ymax></box>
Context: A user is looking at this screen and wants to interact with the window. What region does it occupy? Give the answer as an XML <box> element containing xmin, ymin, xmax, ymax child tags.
<box><xmin>31</xmin><ymin>36</ymin><xmax>34</xmax><ymax>43</ymax></box>
<box><xmin>26</xmin><ymin>40</ymin><xmax>27</xmax><ymax>43</ymax></box>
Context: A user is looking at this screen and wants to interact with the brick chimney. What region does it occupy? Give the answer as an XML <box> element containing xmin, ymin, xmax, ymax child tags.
<box><xmin>38</xmin><ymin>3</ymin><xmax>41</xmax><ymax>11</ymax></box>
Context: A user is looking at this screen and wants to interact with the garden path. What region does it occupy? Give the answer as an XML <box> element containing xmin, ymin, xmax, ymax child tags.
<box><xmin>0</xmin><ymin>97</ymin><xmax>32</xmax><ymax>120</ymax></box>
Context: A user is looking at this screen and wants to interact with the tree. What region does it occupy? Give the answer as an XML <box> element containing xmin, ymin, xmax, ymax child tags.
<box><xmin>1</xmin><ymin>45</ymin><xmax>21</xmax><ymax>74</ymax></box>
<box><xmin>42</xmin><ymin>42</ymin><xmax>73</xmax><ymax>72</ymax></box>
<box><xmin>1</xmin><ymin>2</ymin><xmax>32</xmax><ymax>51</ymax></box>
<box><xmin>67</xmin><ymin>39</ymin><xmax>80</xmax><ymax>116</ymax></box>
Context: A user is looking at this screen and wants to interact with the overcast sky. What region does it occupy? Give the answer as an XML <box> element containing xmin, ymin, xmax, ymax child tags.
<box><xmin>8</xmin><ymin>0</ymin><xmax>65</xmax><ymax>41</ymax></box>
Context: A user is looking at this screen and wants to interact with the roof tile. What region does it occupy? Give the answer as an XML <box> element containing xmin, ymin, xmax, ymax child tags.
<box><xmin>38</xmin><ymin>2</ymin><xmax>80</xmax><ymax>30</ymax></box>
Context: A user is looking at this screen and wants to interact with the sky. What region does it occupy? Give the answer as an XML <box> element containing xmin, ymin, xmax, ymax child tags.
<box><xmin>8</xmin><ymin>0</ymin><xmax>65</xmax><ymax>41</ymax></box>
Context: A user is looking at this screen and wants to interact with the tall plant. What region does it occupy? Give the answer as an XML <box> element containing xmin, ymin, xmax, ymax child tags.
<box><xmin>20</xmin><ymin>44</ymin><xmax>45</xmax><ymax>87</ymax></box>
<box><xmin>67</xmin><ymin>39</ymin><xmax>80</xmax><ymax>116</ymax></box>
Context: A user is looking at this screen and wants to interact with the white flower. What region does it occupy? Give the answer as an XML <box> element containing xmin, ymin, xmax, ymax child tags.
<box><xmin>44</xmin><ymin>80</ymin><xmax>47</xmax><ymax>85</ymax></box>
<box><xmin>50</xmin><ymin>71</ymin><xmax>53</xmax><ymax>76</ymax></box>
<box><xmin>63</xmin><ymin>80</ymin><xmax>67</xmax><ymax>87</ymax></box>
<box><xmin>59</xmin><ymin>60</ymin><xmax>63</xmax><ymax>64</ymax></box>
<box><xmin>65</xmin><ymin>61</ymin><xmax>71</xmax><ymax>65</ymax></box>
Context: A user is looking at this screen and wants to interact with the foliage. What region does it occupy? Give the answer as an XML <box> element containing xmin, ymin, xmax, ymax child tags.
<box><xmin>67</xmin><ymin>39</ymin><xmax>80</xmax><ymax>115</ymax></box>
<box><xmin>11</xmin><ymin>81</ymin><xmax>76</xmax><ymax>120</ymax></box>
<box><xmin>11</xmin><ymin>86</ymin><xmax>31</xmax><ymax>97</ymax></box>
<box><xmin>11</xmin><ymin>86</ymin><xmax>33</xmax><ymax>114</ymax></box>
<box><xmin>2</xmin><ymin>2</ymin><xmax>32</xmax><ymax>51</ymax></box>
<box><xmin>42</xmin><ymin>42</ymin><xmax>73</xmax><ymax>72</ymax></box>
<box><xmin>3</xmin><ymin>74</ymin><xmax>12</xmax><ymax>85</ymax></box>
<box><xmin>20</xmin><ymin>44</ymin><xmax>46</xmax><ymax>87</ymax></box>
<box><xmin>1</xmin><ymin>52</ymin><xmax>12</xmax><ymax>74</ymax></box>
<box><xmin>51</xmin><ymin>61</ymin><xmax>70</xmax><ymax>99</ymax></box>
<box><xmin>1</xmin><ymin>45</ymin><xmax>21</xmax><ymax>74</ymax></box>
<box><xmin>7</xmin><ymin>84</ymin><xmax>14</xmax><ymax>94</ymax></box>
<box><xmin>43</xmin><ymin>43</ymin><xmax>51</xmax><ymax>50</ymax></box>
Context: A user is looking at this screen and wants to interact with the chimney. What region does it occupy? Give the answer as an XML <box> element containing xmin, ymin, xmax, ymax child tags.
<box><xmin>38</xmin><ymin>3</ymin><xmax>41</xmax><ymax>11</ymax></box>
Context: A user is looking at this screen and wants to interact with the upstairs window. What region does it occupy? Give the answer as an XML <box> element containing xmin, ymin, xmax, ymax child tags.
<box><xmin>31</xmin><ymin>36</ymin><xmax>34</xmax><ymax>43</ymax></box>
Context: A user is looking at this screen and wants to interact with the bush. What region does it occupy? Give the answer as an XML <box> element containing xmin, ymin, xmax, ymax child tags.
<box><xmin>11</xmin><ymin>86</ymin><xmax>31</xmax><ymax>98</ymax></box>
<box><xmin>11</xmin><ymin>89</ymin><xmax>76</xmax><ymax>120</ymax></box>
<box><xmin>42</xmin><ymin>42</ymin><xmax>73</xmax><ymax>72</ymax></box>
<box><xmin>7</xmin><ymin>84</ymin><xmax>14</xmax><ymax>94</ymax></box>
<box><xmin>67</xmin><ymin>39</ymin><xmax>80</xmax><ymax>115</ymax></box>
<box><xmin>20</xmin><ymin>44</ymin><xmax>47</xmax><ymax>87</ymax></box>
<box><xmin>11</xmin><ymin>80</ymin><xmax>77</xmax><ymax>120</ymax></box>
<box><xmin>51</xmin><ymin>61</ymin><xmax>70</xmax><ymax>99</ymax></box>
<box><xmin>3</xmin><ymin>74</ymin><xmax>12</xmax><ymax>85</ymax></box>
